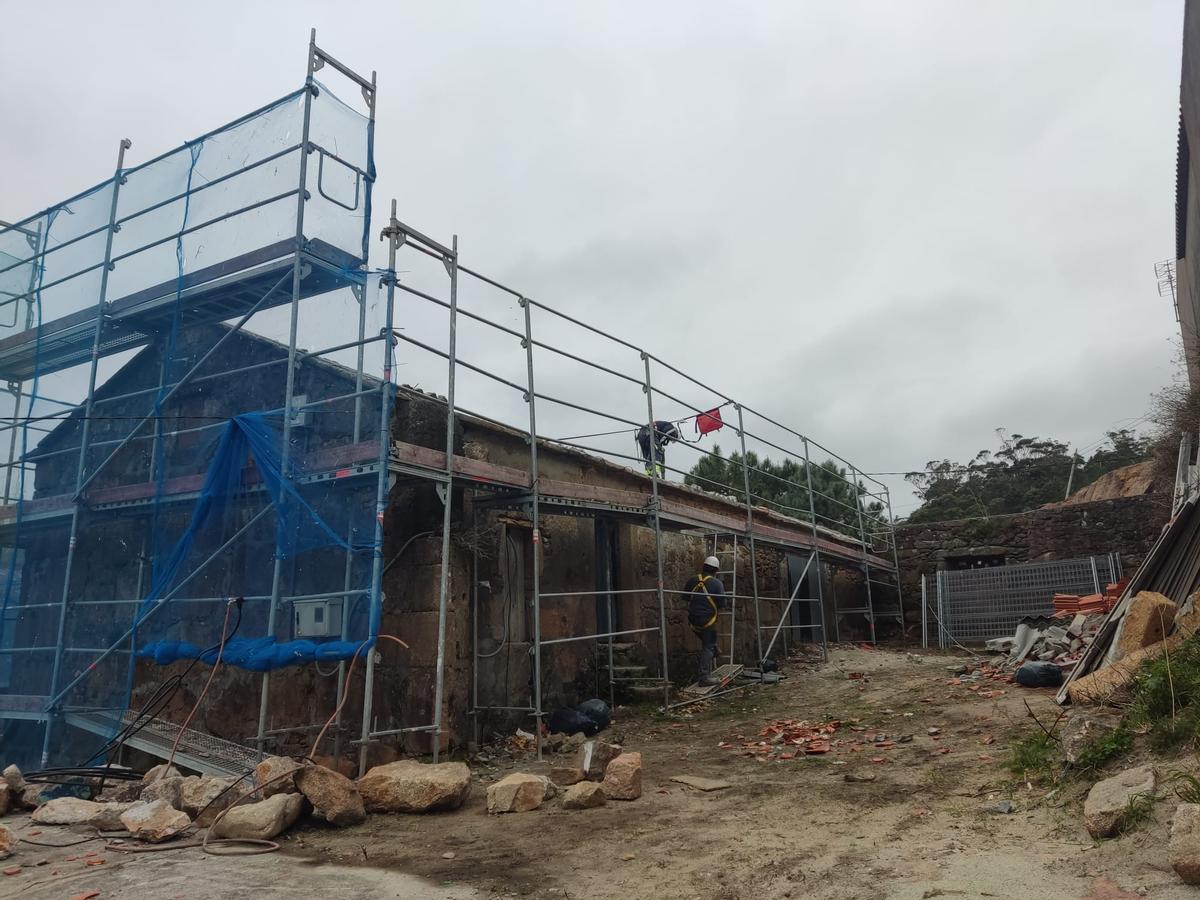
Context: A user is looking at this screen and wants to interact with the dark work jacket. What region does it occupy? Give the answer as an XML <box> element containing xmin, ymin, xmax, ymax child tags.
<box><xmin>684</xmin><ymin>574</ymin><xmax>726</xmax><ymax>628</ymax></box>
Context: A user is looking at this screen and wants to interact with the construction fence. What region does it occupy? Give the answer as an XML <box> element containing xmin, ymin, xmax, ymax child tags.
<box><xmin>921</xmin><ymin>554</ymin><xmax>1121</xmax><ymax>648</ymax></box>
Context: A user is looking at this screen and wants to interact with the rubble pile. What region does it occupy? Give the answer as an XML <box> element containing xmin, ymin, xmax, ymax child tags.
<box><xmin>985</xmin><ymin>613</ymin><xmax>1108</xmax><ymax>674</ymax></box>
<box><xmin>719</xmin><ymin>719</ymin><xmax>841</xmax><ymax>759</ymax></box>
<box><xmin>484</xmin><ymin>738</ymin><xmax>643</xmax><ymax>813</ymax></box>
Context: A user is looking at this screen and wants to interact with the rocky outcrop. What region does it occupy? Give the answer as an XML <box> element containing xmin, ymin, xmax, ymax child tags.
<box><xmin>296</xmin><ymin>764</ymin><xmax>365</xmax><ymax>827</ymax></box>
<box><xmin>357</xmin><ymin>761</ymin><xmax>470</xmax><ymax>813</ymax></box>
<box><xmin>211</xmin><ymin>793</ymin><xmax>302</xmax><ymax>841</ymax></box>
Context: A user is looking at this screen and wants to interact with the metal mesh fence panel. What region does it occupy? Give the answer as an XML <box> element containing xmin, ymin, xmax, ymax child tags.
<box><xmin>935</xmin><ymin>555</ymin><xmax>1116</xmax><ymax>647</ymax></box>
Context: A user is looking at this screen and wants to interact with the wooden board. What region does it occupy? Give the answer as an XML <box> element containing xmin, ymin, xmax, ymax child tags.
<box><xmin>680</xmin><ymin>663</ymin><xmax>744</xmax><ymax>697</ymax></box>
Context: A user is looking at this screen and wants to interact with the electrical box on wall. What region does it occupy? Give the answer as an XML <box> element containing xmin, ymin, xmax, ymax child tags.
<box><xmin>293</xmin><ymin>597</ymin><xmax>344</xmax><ymax>638</ymax></box>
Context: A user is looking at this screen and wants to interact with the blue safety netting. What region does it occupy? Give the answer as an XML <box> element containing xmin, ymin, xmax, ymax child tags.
<box><xmin>0</xmin><ymin>69</ymin><xmax>382</xmax><ymax>769</ymax></box>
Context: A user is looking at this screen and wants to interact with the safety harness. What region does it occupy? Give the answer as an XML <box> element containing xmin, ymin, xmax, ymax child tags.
<box><xmin>690</xmin><ymin>573</ymin><xmax>719</xmax><ymax>631</ymax></box>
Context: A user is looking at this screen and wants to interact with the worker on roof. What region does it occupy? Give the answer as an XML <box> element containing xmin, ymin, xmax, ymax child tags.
<box><xmin>685</xmin><ymin>555</ymin><xmax>727</xmax><ymax>685</ymax></box>
<box><xmin>636</xmin><ymin>420</ymin><xmax>680</xmax><ymax>478</ymax></box>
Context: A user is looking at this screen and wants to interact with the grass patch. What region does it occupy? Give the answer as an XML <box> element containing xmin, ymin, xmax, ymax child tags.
<box><xmin>1008</xmin><ymin>731</ymin><xmax>1058</xmax><ymax>782</ymax></box>
<box><xmin>1117</xmin><ymin>790</ymin><xmax>1157</xmax><ymax>834</ymax></box>
<box><xmin>1172</xmin><ymin>771</ymin><xmax>1200</xmax><ymax>803</ymax></box>
<box><xmin>1071</xmin><ymin>725</ymin><xmax>1133</xmax><ymax>774</ymax></box>
<box><xmin>1127</xmin><ymin>635</ymin><xmax>1200</xmax><ymax>747</ymax></box>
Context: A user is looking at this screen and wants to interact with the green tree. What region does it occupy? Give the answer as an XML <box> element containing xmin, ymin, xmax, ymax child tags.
<box><xmin>904</xmin><ymin>429</ymin><xmax>1150</xmax><ymax>524</ymax></box>
<box><xmin>684</xmin><ymin>446</ymin><xmax>884</xmax><ymax>535</ymax></box>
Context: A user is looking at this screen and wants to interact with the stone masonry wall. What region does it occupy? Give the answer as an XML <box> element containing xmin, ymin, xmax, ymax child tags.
<box><xmin>893</xmin><ymin>493</ymin><xmax>1172</xmax><ymax>623</ymax></box>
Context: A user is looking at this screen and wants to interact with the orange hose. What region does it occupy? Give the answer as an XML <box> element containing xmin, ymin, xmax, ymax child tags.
<box><xmin>309</xmin><ymin>634</ymin><xmax>408</xmax><ymax>758</ymax></box>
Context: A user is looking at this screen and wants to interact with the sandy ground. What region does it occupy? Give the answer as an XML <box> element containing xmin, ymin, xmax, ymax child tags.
<box><xmin>2</xmin><ymin>646</ymin><xmax>1197</xmax><ymax>899</ymax></box>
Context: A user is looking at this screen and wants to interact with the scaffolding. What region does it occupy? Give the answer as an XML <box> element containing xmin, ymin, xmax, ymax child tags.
<box><xmin>0</xmin><ymin>33</ymin><xmax>904</xmax><ymax>774</ymax></box>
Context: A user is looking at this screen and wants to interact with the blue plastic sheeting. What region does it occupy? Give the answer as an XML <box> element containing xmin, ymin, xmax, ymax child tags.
<box><xmin>136</xmin><ymin>636</ymin><xmax>367</xmax><ymax>672</ymax></box>
<box><xmin>133</xmin><ymin>412</ymin><xmax>360</xmax><ymax>631</ymax></box>
<box><xmin>0</xmin><ymin>61</ymin><xmax>379</xmax><ymax>772</ymax></box>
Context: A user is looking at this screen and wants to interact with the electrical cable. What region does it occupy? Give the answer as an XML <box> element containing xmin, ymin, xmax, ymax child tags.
<box><xmin>30</xmin><ymin>597</ymin><xmax>247</xmax><ymax>786</ymax></box>
<box><xmin>161</xmin><ymin>597</ymin><xmax>240</xmax><ymax>775</ymax></box>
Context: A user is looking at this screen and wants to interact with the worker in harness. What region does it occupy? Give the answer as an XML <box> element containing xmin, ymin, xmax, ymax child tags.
<box><xmin>685</xmin><ymin>555</ymin><xmax>727</xmax><ymax>685</ymax></box>
<box><xmin>636</xmin><ymin>420</ymin><xmax>680</xmax><ymax>477</ymax></box>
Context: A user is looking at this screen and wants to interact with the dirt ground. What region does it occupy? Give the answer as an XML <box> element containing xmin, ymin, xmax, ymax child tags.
<box><xmin>3</xmin><ymin>646</ymin><xmax>1198</xmax><ymax>899</ymax></box>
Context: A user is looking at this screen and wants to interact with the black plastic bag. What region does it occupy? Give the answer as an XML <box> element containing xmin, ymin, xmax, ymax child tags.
<box><xmin>576</xmin><ymin>698</ymin><xmax>611</xmax><ymax>732</ymax></box>
<box><xmin>547</xmin><ymin>707</ymin><xmax>593</xmax><ymax>735</ymax></box>
<box><xmin>1014</xmin><ymin>661</ymin><xmax>1063</xmax><ymax>688</ymax></box>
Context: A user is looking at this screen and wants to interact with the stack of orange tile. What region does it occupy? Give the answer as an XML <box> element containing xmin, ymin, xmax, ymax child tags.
<box><xmin>1053</xmin><ymin>592</ymin><xmax>1114</xmax><ymax>617</ymax></box>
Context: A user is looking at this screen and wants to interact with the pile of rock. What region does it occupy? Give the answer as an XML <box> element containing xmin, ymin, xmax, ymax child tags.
<box><xmin>486</xmin><ymin>739</ymin><xmax>643</xmax><ymax>814</ymax></box>
<box><xmin>0</xmin><ymin>753</ymin><xmax>476</xmax><ymax>853</ymax></box>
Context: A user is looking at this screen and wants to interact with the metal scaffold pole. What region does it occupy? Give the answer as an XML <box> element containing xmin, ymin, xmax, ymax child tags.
<box><xmin>256</xmin><ymin>30</ymin><xmax>318</xmax><ymax>752</ymax></box>
<box><xmin>802</xmin><ymin>436</ymin><xmax>829</xmax><ymax>661</ymax></box>
<box><xmin>734</xmin><ymin>405</ymin><xmax>764</xmax><ymax>667</ymax></box>
<box><xmin>358</xmin><ymin>199</ymin><xmax>401</xmax><ymax>775</ymax></box>
<box><xmin>40</xmin><ymin>137</ymin><xmax>130</xmax><ymax>764</ymax></box>
<box><xmin>520</xmin><ymin>296</ymin><xmax>544</xmax><ymax>758</ymax></box>
<box><xmin>886</xmin><ymin>486</ymin><xmax>905</xmax><ymax>641</ymax></box>
<box><xmin>851</xmin><ymin>464</ymin><xmax>877</xmax><ymax>645</ymax></box>
<box><xmin>641</xmin><ymin>355</ymin><xmax>672</xmax><ymax>709</ymax></box>
<box><xmin>430</xmin><ymin>234</ymin><xmax>459</xmax><ymax>763</ymax></box>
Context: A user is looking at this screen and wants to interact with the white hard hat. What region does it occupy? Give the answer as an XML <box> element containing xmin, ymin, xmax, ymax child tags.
<box><xmin>704</xmin><ymin>555</ymin><xmax>720</xmax><ymax>569</ymax></box>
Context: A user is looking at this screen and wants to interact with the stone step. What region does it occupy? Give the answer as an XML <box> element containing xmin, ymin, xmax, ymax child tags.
<box><xmin>603</xmin><ymin>665</ymin><xmax>648</xmax><ymax>677</ymax></box>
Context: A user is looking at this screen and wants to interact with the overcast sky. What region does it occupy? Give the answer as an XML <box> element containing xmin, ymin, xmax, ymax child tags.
<box><xmin>0</xmin><ymin>0</ymin><xmax>1186</xmax><ymax>517</ymax></box>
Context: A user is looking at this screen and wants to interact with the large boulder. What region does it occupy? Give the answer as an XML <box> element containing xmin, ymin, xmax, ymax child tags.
<box><xmin>561</xmin><ymin>781</ymin><xmax>606</xmax><ymax>810</ymax></box>
<box><xmin>18</xmin><ymin>785</ymin><xmax>46</xmax><ymax>810</ymax></box>
<box><xmin>120</xmin><ymin>800</ymin><xmax>191</xmax><ymax>843</ymax></box>
<box><xmin>31</xmin><ymin>798</ymin><xmax>102</xmax><ymax>826</ymax></box>
<box><xmin>211</xmin><ymin>792</ymin><xmax>302</xmax><ymax>841</ymax></box>
<box><xmin>357</xmin><ymin>760</ymin><xmax>470</xmax><ymax>813</ymax></box>
<box><xmin>254</xmin><ymin>756</ymin><xmax>302</xmax><ymax>799</ymax></box>
<box><xmin>602</xmin><ymin>752</ymin><xmax>642</xmax><ymax>801</ymax></box>
<box><xmin>141</xmin><ymin>775</ymin><xmax>184</xmax><ymax>810</ymax></box>
<box><xmin>141</xmin><ymin>764</ymin><xmax>181</xmax><ymax>784</ymax></box>
<box><xmin>86</xmin><ymin>802</ymin><xmax>137</xmax><ymax>832</ymax></box>
<box><xmin>0</xmin><ymin>785</ymin><xmax>9</xmax><ymax>817</ymax></box>
<box><xmin>98</xmin><ymin>779</ymin><xmax>144</xmax><ymax>803</ymax></box>
<box><xmin>486</xmin><ymin>773</ymin><xmax>549</xmax><ymax>814</ymax></box>
<box><xmin>549</xmin><ymin>767</ymin><xmax>585</xmax><ymax>787</ymax></box>
<box><xmin>575</xmin><ymin>741</ymin><xmax>621</xmax><ymax>781</ymax></box>
<box><xmin>179</xmin><ymin>776</ymin><xmax>238</xmax><ymax>827</ymax></box>
<box><xmin>2</xmin><ymin>766</ymin><xmax>24</xmax><ymax>793</ymax></box>
<box><xmin>296</xmin><ymin>764</ymin><xmax>365</xmax><ymax>827</ymax></box>
<box><xmin>1172</xmin><ymin>803</ymin><xmax>1200</xmax><ymax>883</ymax></box>
<box><xmin>0</xmin><ymin>824</ymin><xmax>13</xmax><ymax>859</ymax></box>
<box><xmin>1083</xmin><ymin>765</ymin><xmax>1156</xmax><ymax>838</ymax></box>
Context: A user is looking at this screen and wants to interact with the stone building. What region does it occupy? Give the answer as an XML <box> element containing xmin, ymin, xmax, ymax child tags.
<box><xmin>0</xmin><ymin>325</ymin><xmax>889</xmax><ymax>767</ymax></box>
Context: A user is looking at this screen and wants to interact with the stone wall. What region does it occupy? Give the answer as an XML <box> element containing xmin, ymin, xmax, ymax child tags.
<box><xmin>893</xmin><ymin>493</ymin><xmax>1173</xmax><ymax>619</ymax></box>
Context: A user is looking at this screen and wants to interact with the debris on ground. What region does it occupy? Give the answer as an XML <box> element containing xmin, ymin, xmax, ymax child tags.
<box><xmin>719</xmin><ymin>719</ymin><xmax>840</xmax><ymax>760</ymax></box>
<box><xmin>668</xmin><ymin>775</ymin><xmax>732</xmax><ymax>792</ymax></box>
